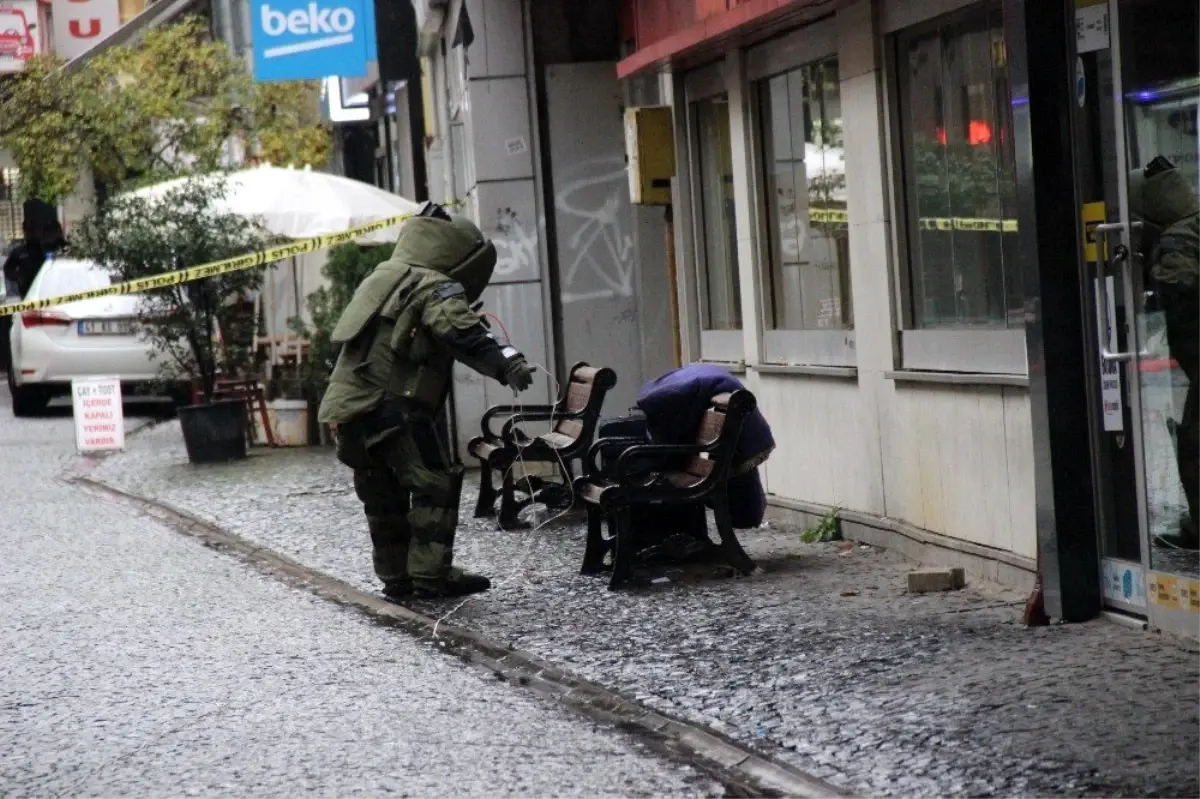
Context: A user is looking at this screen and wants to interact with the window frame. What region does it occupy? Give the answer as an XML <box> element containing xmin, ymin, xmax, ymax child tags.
<box><xmin>880</xmin><ymin>0</ymin><xmax>1028</xmax><ymax>376</ymax></box>
<box><xmin>685</xmin><ymin>61</ymin><xmax>744</xmax><ymax>364</ymax></box>
<box><xmin>745</xmin><ymin>19</ymin><xmax>856</xmax><ymax>367</ymax></box>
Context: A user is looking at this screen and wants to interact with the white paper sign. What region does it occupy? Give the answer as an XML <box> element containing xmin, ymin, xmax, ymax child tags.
<box><xmin>1076</xmin><ymin>3</ymin><xmax>1110</xmax><ymax>54</ymax></box>
<box><xmin>51</xmin><ymin>0</ymin><xmax>121</xmax><ymax>61</ymax></box>
<box><xmin>72</xmin><ymin>377</ymin><xmax>125</xmax><ymax>452</ymax></box>
<box><xmin>0</xmin><ymin>1</ymin><xmax>43</xmax><ymax>74</ymax></box>
<box><xmin>1094</xmin><ymin>275</ymin><xmax>1124</xmax><ymax>432</ymax></box>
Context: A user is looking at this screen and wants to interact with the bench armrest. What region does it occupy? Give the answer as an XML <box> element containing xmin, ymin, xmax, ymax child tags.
<box><xmin>615</xmin><ymin>443</ymin><xmax>709</xmax><ymax>483</ymax></box>
<box><xmin>480</xmin><ymin>404</ymin><xmax>552</xmax><ymax>440</ymax></box>
<box><xmin>500</xmin><ymin>407</ymin><xmax>582</xmax><ymax>442</ymax></box>
<box><xmin>585</xmin><ymin>436</ymin><xmax>646</xmax><ymax>477</ymax></box>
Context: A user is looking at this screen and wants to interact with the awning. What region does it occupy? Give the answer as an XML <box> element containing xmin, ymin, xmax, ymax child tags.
<box><xmin>617</xmin><ymin>0</ymin><xmax>837</xmax><ymax>79</ymax></box>
<box><xmin>63</xmin><ymin>0</ymin><xmax>205</xmax><ymax>74</ymax></box>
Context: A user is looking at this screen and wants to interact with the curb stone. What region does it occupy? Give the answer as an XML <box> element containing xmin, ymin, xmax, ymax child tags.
<box><xmin>70</xmin><ymin>474</ymin><xmax>850</xmax><ymax>799</ymax></box>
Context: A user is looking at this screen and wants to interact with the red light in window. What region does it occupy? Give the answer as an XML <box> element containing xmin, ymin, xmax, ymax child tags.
<box><xmin>936</xmin><ymin>128</ymin><xmax>947</xmax><ymax>145</ymax></box>
<box><xmin>969</xmin><ymin>120</ymin><xmax>992</xmax><ymax>145</ymax></box>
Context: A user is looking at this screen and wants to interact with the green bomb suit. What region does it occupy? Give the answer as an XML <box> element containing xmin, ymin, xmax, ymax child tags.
<box><xmin>1129</xmin><ymin>158</ymin><xmax>1199</xmax><ymax>547</ymax></box>
<box><xmin>318</xmin><ymin>214</ymin><xmax>534</xmax><ymax>598</ymax></box>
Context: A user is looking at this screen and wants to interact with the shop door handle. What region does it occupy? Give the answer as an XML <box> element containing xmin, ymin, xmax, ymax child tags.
<box><xmin>1093</xmin><ymin>222</ymin><xmax>1150</xmax><ymax>363</ymax></box>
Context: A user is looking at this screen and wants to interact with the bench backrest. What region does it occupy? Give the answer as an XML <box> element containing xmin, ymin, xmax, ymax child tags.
<box><xmin>677</xmin><ymin>390</ymin><xmax>756</xmax><ymax>486</ymax></box>
<box><xmin>552</xmin><ymin>362</ymin><xmax>618</xmax><ymax>445</ymax></box>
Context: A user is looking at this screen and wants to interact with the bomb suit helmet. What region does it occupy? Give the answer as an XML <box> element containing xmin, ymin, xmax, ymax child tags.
<box><xmin>393</xmin><ymin>203</ymin><xmax>497</xmax><ymax>303</ymax></box>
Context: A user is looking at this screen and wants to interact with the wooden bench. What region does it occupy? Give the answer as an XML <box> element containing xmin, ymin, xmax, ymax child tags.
<box><xmin>574</xmin><ymin>389</ymin><xmax>758</xmax><ymax>589</ymax></box>
<box><xmin>468</xmin><ymin>362</ymin><xmax>617</xmax><ymax>530</ymax></box>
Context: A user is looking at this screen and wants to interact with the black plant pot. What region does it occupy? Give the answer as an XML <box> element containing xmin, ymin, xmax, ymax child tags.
<box><xmin>177</xmin><ymin>399</ymin><xmax>247</xmax><ymax>464</ymax></box>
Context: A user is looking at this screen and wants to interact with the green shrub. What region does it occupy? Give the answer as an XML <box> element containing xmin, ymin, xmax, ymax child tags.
<box><xmin>291</xmin><ymin>242</ymin><xmax>392</xmax><ymax>399</ymax></box>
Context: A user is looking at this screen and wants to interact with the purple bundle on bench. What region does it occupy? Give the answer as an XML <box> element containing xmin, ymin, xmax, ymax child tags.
<box><xmin>636</xmin><ymin>364</ymin><xmax>775</xmax><ymax>528</ymax></box>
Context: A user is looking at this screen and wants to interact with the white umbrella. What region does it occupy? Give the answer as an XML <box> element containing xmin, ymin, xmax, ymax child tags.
<box><xmin>125</xmin><ymin>164</ymin><xmax>422</xmax><ymax>245</ymax></box>
<box><xmin>123</xmin><ymin>165</ymin><xmax>421</xmax><ymax>377</ymax></box>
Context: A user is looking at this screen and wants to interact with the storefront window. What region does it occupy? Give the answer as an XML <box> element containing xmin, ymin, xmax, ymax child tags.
<box><xmin>693</xmin><ymin>94</ymin><xmax>742</xmax><ymax>331</ymax></box>
<box><xmin>895</xmin><ymin>1</ymin><xmax>1021</xmax><ymax>329</ymax></box>
<box><xmin>758</xmin><ymin>57</ymin><xmax>851</xmax><ymax>330</ymax></box>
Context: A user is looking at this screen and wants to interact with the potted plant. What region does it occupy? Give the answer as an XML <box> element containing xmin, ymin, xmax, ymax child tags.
<box><xmin>74</xmin><ymin>176</ymin><xmax>268</xmax><ymax>464</ymax></box>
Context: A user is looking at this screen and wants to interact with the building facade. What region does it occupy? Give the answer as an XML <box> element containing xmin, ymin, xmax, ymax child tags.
<box><xmin>625</xmin><ymin>0</ymin><xmax>1036</xmax><ymax>589</ymax></box>
<box><xmin>617</xmin><ymin>0</ymin><xmax>1198</xmax><ymax>636</ymax></box>
<box><xmin>21</xmin><ymin>0</ymin><xmax>1195</xmax><ymax>636</ymax></box>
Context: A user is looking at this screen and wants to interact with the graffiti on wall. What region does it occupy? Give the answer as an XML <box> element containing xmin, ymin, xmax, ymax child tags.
<box><xmin>491</xmin><ymin>206</ymin><xmax>539</xmax><ymax>277</ymax></box>
<box><xmin>554</xmin><ymin>157</ymin><xmax>635</xmax><ymax>304</ymax></box>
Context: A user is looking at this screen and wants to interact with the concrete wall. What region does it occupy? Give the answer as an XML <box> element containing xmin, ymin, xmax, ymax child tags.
<box><xmin>426</xmin><ymin>0</ymin><xmax>674</xmax><ymax>457</ymax></box>
<box><xmin>60</xmin><ymin>169</ymin><xmax>96</xmax><ymax>235</ymax></box>
<box><xmin>543</xmin><ymin>62</ymin><xmax>676</xmax><ymax>415</ymax></box>
<box><xmin>664</xmin><ymin>0</ymin><xmax>1039</xmax><ymax>572</ymax></box>
<box><xmin>425</xmin><ymin>0</ymin><xmax>557</xmax><ymax>457</ymax></box>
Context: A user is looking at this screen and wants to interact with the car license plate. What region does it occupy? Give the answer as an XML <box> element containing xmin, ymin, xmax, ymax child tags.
<box><xmin>78</xmin><ymin>319</ymin><xmax>133</xmax><ymax>336</ymax></box>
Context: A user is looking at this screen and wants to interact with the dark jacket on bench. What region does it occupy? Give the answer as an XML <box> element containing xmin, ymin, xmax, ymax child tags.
<box><xmin>636</xmin><ymin>364</ymin><xmax>775</xmax><ymax>528</ymax></box>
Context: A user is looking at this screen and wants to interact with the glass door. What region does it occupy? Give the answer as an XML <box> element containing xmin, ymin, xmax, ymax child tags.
<box><xmin>1075</xmin><ymin>0</ymin><xmax>1149</xmax><ymax>618</ymax></box>
<box><xmin>1077</xmin><ymin>0</ymin><xmax>1198</xmax><ymax>635</ymax></box>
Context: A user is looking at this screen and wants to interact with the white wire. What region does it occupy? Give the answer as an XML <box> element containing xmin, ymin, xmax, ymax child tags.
<box><xmin>1153</xmin><ymin>533</ymin><xmax>1189</xmax><ymax>551</ymax></box>
<box><xmin>432</xmin><ymin>361</ymin><xmax>575</xmax><ymax>638</ymax></box>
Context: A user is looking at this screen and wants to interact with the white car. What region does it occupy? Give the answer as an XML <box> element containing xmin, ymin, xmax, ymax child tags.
<box><xmin>6</xmin><ymin>257</ymin><xmax>167</xmax><ymax>416</ymax></box>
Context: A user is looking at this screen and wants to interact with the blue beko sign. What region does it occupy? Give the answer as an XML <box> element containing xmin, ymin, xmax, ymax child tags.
<box><xmin>251</xmin><ymin>0</ymin><xmax>377</xmax><ymax>82</ymax></box>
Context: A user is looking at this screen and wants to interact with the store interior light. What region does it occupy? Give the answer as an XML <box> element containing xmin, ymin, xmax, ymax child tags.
<box><xmin>1126</xmin><ymin>89</ymin><xmax>1163</xmax><ymax>103</ymax></box>
<box><xmin>933</xmin><ymin>121</ymin><xmax>994</xmax><ymax>146</ymax></box>
<box><xmin>968</xmin><ymin>120</ymin><xmax>992</xmax><ymax>145</ymax></box>
<box><xmin>326</xmin><ymin>76</ymin><xmax>370</xmax><ymax>123</ymax></box>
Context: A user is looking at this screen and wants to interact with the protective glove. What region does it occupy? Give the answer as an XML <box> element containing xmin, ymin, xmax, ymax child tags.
<box><xmin>504</xmin><ymin>358</ymin><xmax>535</xmax><ymax>393</ymax></box>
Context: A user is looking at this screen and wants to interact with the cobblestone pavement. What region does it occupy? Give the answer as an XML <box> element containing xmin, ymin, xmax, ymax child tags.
<box><xmin>94</xmin><ymin>422</ymin><xmax>1200</xmax><ymax>798</ymax></box>
<box><xmin>1</xmin><ymin>397</ymin><xmax>721</xmax><ymax>797</ymax></box>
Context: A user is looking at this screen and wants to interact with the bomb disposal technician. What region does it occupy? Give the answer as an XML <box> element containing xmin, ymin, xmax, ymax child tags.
<box><xmin>318</xmin><ymin>204</ymin><xmax>536</xmax><ymax>599</ymax></box>
<box><xmin>1129</xmin><ymin>156</ymin><xmax>1198</xmax><ymax>549</ymax></box>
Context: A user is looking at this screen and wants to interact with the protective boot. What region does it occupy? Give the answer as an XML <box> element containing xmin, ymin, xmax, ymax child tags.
<box><xmin>413</xmin><ymin>567</ymin><xmax>492</xmax><ymax>599</ymax></box>
<box><xmin>408</xmin><ymin>467</ymin><xmax>492</xmax><ymax>597</ymax></box>
<box><xmin>367</xmin><ymin>514</ymin><xmax>413</xmax><ymax>597</ymax></box>
<box><xmin>1166</xmin><ymin>417</ymin><xmax>1200</xmax><ymax>547</ymax></box>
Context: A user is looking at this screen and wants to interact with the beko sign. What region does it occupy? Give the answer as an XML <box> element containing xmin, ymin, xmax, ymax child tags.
<box><xmin>52</xmin><ymin>0</ymin><xmax>120</xmax><ymax>61</ymax></box>
<box><xmin>251</xmin><ymin>0</ymin><xmax>374</xmax><ymax>81</ymax></box>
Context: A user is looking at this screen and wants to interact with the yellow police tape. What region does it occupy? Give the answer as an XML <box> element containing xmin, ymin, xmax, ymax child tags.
<box><xmin>0</xmin><ymin>212</ymin><xmax>413</xmax><ymax>318</ymax></box>
<box><xmin>0</xmin><ymin>205</ymin><xmax>1021</xmax><ymax>317</ymax></box>
<box><xmin>808</xmin><ymin>207</ymin><xmax>1018</xmax><ymax>232</ymax></box>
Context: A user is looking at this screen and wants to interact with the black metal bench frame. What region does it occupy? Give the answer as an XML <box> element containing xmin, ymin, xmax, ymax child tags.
<box><xmin>468</xmin><ymin>362</ymin><xmax>617</xmax><ymax>530</ymax></box>
<box><xmin>574</xmin><ymin>389</ymin><xmax>758</xmax><ymax>589</ymax></box>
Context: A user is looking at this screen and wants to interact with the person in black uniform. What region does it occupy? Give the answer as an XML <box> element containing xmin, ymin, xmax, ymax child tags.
<box><xmin>1</xmin><ymin>200</ymin><xmax>64</xmax><ymax>371</ymax></box>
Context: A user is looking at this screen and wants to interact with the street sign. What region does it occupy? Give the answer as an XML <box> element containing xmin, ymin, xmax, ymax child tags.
<box><xmin>0</xmin><ymin>0</ymin><xmax>41</xmax><ymax>74</ymax></box>
<box><xmin>251</xmin><ymin>0</ymin><xmax>374</xmax><ymax>82</ymax></box>
<box><xmin>71</xmin><ymin>377</ymin><xmax>125</xmax><ymax>453</ymax></box>
<box><xmin>51</xmin><ymin>0</ymin><xmax>120</xmax><ymax>61</ymax></box>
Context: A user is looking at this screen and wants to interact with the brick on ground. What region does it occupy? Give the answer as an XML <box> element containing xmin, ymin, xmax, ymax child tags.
<box><xmin>908</xmin><ymin>566</ymin><xmax>966</xmax><ymax>594</ymax></box>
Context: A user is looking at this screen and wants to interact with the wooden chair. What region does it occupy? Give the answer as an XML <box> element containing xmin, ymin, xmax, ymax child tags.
<box><xmin>468</xmin><ymin>362</ymin><xmax>617</xmax><ymax>530</ymax></box>
<box><xmin>574</xmin><ymin>389</ymin><xmax>758</xmax><ymax>589</ymax></box>
<box><xmin>193</xmin><ymin>378</ymin><xmax>275</xmax><ymax>447</ymax></box>
<box><xmin>188</xmin><ymin>313</ymin><xmax>274</xmax><ymax>446</ymax></box>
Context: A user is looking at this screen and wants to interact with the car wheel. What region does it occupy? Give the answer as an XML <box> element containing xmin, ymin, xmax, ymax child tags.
<box><xmin>7</xmin><ymin>368</ymin><xmax>47</xmax><ymax>417</ymax></box>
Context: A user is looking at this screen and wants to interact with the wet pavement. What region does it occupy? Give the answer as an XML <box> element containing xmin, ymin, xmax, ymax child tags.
<box><xmin>0</xmin><ymin>394</ymin><xmax>722</xmax><ymax>797</ymax></box>
<box><xmin>89</xmin><ymin>420</ymin><xmax>1200</xmax><ymax>798</ymax></box>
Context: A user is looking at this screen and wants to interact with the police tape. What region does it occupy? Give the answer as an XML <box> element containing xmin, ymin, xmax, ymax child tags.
<box><xmin>0</xmin><ymin>205</ymin><xmax>1021</xmax><ymax>317</ymax></box>
<box><xmin>917</xmin><ymin>217</ymin><xmax>1019</xmax><ymax>233</ymax></box>
<box><xmin>808</xmin><ymin>207</ymin><xmax>1018</xmax><ymax>232</ymax></box>
<box><xmin>0</xmin><ymin>212</ymin><xmax>414</xmax><ymax>318</ymax></box>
